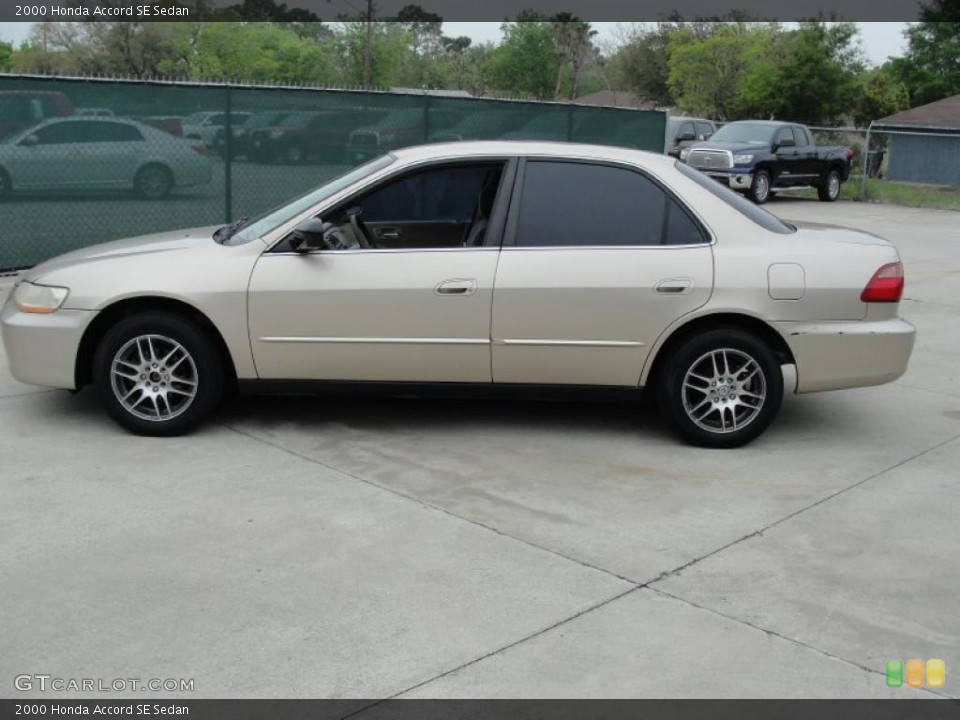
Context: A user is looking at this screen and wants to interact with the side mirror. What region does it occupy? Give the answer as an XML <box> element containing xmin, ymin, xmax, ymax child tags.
<box><xmin>677</xmin><ymin>131</ymin><xmax>696</xmax><ymax>142</ymax></box>
<box><xmin>289</xmin><ymin>217</ymin><xmax>329</xmax><ymax>253</ymax></box>
<box><xmin>21</xmin><ymin>134</ymin><xmax>39</xmax><ymax>147</ymax></box>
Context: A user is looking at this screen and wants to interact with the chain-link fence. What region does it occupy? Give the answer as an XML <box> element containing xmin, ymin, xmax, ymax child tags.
<box><xmin>0</xmin><ymin>74</ymin><xmax>667</xmax><ymax>271</ymax></box>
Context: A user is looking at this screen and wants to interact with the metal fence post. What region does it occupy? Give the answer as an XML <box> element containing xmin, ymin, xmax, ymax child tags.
<box><xmin>423</xmin><ymin>93</ymin><xmax>431</xmax><ymax>143</ymax></box>
<box><xmin>860</xmin><ymin>121</ymin><xmax>873</xmax><ymax>201</ymax></box>
<box><xmin>224</xmin><ymin>84</ymin><xmax>233</xmax><ymax>223</ymax></box>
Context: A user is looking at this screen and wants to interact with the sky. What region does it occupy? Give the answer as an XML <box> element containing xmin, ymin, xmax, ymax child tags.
<box><xmin>0</xmin><ymin>21</ymin><xmax>912</xmax><ymax>67</ymax></box>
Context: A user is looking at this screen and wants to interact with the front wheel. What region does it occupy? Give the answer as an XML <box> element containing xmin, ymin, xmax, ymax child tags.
<box><xmin>657</xmin><ymin>329</ymin><xmax>783</xmax><ymax>448</ymax></box>
<box><xmin>818</xmin><ymin>169</ymin><xmax>841</xmax><ymax>201</ymax></box>
<box><xmin>93</xmin><ymin>312</ymin><xmax>223</xmax><ymax>436</ymax></box>
<box><xmin>748</xmin><ymin>169</ymin><xmax>772</xmax><ymax>204</ymax></box>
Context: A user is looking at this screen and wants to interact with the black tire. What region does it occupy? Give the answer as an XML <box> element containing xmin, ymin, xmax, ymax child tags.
<box><xmin>657</xmin><ymin>328</ymin><xmax>783</xmax><ymax>448</ymax></box>
<box><xmin>748</xmin><ymin>169</ymin><xmax>772</xmax><ymax>204</ymax></box>
<box><xmin>818</xmin><ymin>169</ymin><xmax>841</xmax><ymax>202</ymax></box>
<box><xmin>93</xmin><ymin>312</ymin><xmax>223</xmax><ymax>436</ymax></box>
<box><xmin>284</xmin><ymin>145</ymin><xmax>304</xmax><ymax>164</ymax></box>
<box><xmin>134</xmin><ymin>164</ymin><xmax>173</xmax><ymax>199</ymax></box>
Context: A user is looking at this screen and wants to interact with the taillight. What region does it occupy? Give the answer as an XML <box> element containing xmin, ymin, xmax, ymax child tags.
<box><xmin>860</xmin><ymin>262</ymin><xmax>904</xmax><ymax>303</ymax></box>
<box><xmin>846</xmin><ymin>147</ymin><xmax>855</xmax><ymax>160</ymax></box>
<box><xmin>191</xmin><ymin>144</ymin><xmax>208</xmax><ymax>155</ymax></box>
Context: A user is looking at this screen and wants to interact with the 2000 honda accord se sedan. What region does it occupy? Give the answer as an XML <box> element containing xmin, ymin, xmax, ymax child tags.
<box><xmin>1</xmin><ymin>142</ymin><xmax>916</xmax><ymax>447</ymax></box>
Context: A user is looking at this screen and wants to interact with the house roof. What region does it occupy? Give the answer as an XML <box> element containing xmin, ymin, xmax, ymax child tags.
<box><xmin>574</xmin><ymin>90</ymin><xmax>647</xmax><ymax>109</ymax></box>
<box><xmin>878</xmin><ymin>94</ymin><xmax>960</xmax><ymax>128</ymax></box>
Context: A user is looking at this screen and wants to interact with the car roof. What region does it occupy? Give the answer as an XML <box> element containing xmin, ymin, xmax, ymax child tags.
<box><xmin>723</xmin><ymin>120</ymin><xmax>798</xmax><ymax>127</ymax></box>
<box><xmin>391</xmin><ymin>140</ymin><xmax>678</xmax><ymax>169</ymax></box>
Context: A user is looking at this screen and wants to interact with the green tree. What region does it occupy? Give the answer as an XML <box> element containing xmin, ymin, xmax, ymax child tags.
<box><xmin>852</xmin><ymin>65</ymin><xmax>910</xmax><ymax>126</ymax></box>
<box><xmin>607</xmin><ymin>23</ymin><xmax>678</xmax><ymax>108</ymax></box>
<box><xmin>548</xmin><ymin>14</ymin><xmax>596</xmax><ymax>100</ymax></box>
<box><xmin>770</xmin><ymin>21</ymin><xmax>864</xmax><ymax>124</ymax></box>
<box><xmin>890</xmin><ymin>0</ymin><xmax>960</xmax><ymax>106</ymax></box>
<box><xmin>484</xmin><ymin>18</ymin><xmax>558</xmax><ymax>99</ymax></box>
<box><xmin>0</xmin><ymin>41</ymin><xmax>12</xmax><ymax>71</ymax></box>
<box><xmin>667</xmin><ymin>24</ymin><xmax>774</xmax><ymax>120</ymax></box>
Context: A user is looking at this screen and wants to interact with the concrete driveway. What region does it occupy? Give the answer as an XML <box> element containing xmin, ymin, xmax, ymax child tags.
<box><xmin>1</xmin><ymin>199</ymin><xmax>958</xmax><ymax>699</ymax></box>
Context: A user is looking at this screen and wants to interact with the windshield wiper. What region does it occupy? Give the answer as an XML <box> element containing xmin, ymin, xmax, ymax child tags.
<box><xmin>213</xmin><ymin>217</ymin><xmax>250</xmax><ymax>244</ymax></box>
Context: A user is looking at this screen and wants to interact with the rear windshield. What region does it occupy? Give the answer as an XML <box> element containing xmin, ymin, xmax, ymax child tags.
<box><xmin>675</xmin><ymin>161</ymin><xmax>795</xmax><ymax>235</ymax></box>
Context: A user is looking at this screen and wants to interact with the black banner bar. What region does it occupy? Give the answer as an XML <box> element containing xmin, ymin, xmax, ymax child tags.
<box><xmin>3</xmin><ymin>700</ymin><xmax>960</xmax><ymax>720</ymax></box>
<box><xmin>0</xmin><ymin>0</ymin><xmax>939</xmax><ymax>22</ymax></box>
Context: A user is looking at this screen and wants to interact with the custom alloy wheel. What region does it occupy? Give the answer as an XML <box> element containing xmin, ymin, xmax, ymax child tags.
<box><xmin>110</xmin><ymin>334</ymin><xmax>198</xmax><ymax>422</ymax></box>
<box><xmin>135</xmin><ymin>165</ymin><xmax>173</xmax><ymax>199</ymax></box>
<box><xmin>658</xmin><ymin>328</ymin><xmax>783</xmax><ymax>448</ymax></box>
<box><xmin>94</xmin><ymin>312</ymin><xmax>223</xmax><ymax>436</ymax></box>
<box><xmin>681</xmin><ymin>348</ymin><xmax>766</xmax><ymax>435</ymax></box>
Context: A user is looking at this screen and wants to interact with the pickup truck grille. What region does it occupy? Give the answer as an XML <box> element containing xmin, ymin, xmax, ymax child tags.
<box><xmin>688</xmin><ymin>149</ymin><xmax>732</xmax><ymax>170</ymax></box>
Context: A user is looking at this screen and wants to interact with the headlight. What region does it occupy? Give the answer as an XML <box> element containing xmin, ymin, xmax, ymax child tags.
<box><xmin>733</xmin><ymin>153</ymin><xmax>755</xmax><ymax>165</ymax></box>
<box><xmin>679</xmin><ymin>148</ymin><xmax>691</xmax><ymax>161</ymax></box>
<box><xmin>13</xmin><ymin>282</ymin><xmax>69</xmax><ymax>314</ymax></box>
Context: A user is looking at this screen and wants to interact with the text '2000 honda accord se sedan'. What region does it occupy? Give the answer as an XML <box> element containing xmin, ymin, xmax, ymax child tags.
<box><xmin>1</xmin><ymin>142</ymin><xmax>915</xmax><ymax>447</ymax></box>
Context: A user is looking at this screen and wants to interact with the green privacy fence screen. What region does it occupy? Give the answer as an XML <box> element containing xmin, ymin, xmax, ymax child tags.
<box><xmin>0</xmin><ymin>74</ymin><xmax>666</xmax><ymax>271</ymax></box>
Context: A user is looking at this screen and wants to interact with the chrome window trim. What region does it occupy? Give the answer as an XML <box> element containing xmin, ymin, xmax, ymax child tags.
<box><xmin>261</xmin><ymin>154</ymin><xmax>517</xmax><ymax>253</ymax></box>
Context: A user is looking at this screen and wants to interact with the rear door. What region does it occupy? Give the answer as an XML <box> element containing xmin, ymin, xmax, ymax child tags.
<box><xmin>773</xmin><ymin>126</ymin><xmax>803</xmax><ymax>182</ymax></box>
<box><xmin>491</xmin><ymin>159</ymin><xmax>714</xmax><ymax>387</ymax></box>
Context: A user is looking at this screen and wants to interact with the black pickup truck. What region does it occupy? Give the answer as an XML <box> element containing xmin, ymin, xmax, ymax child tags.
<box><xmin>680</xmin><ymin>120</ymin><xmax>854</xmax><ymax>204</ymax></box>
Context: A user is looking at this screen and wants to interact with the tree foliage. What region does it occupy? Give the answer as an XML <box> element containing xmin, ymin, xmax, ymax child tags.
<box><xmin>890</xmin><ymin>0</ymin><xmax>960</xmax><ymax>106</ymax></box>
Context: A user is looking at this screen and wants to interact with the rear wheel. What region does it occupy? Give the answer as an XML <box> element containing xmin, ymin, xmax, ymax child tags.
<box><xmin>284</xmin><ymin>146</ymin><xmax>304</xmax><ymax>164</ymax></box>
<box><xmin>818</xmin><ymin>169</ymin><xmax>841</xmax><ymax>201</ymax></box>
<box><xmin>134</xmin><ymin>164</ymin><xmax>173</xmax><ymax>199</ymax></box>
<box><xmin>657</xmin><ymin>328</ymin><xmax>783</xmax><ymax>448</ymax></box>
<box><xmin>748</xmin><ymin>169</ymin><xmax>772</xmax><ymax>204</ymax></box>
<box><xmin>93</xmin><ymin>312</ymin><xmax>223</xmax><ymax>436</ymax></box>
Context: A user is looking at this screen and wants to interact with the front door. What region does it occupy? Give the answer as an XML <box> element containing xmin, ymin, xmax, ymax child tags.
<box><xmin>492</xmin><ymin>159</ymin><xmax>714</xmax><ymax>387</ymax></box>
<box><xmin>247</xmin><ymin>160</ymin><xmax>513</xmax><ymax>383</ymax></box>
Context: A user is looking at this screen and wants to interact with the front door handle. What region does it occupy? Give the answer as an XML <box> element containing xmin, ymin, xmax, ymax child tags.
<box><xmin>375</xmin><ymin>227</ymin><xmax>401</xmax><ymax>239</ymax></box>
<box><xmin>435</xmin><ymin>279</ymin><xmax>477</xmax><ymax>296</ymax></box>
<box><xmin>656</xmin><ymin>278</ymin><xmax>693</xmax><ymax>294</ymax></box>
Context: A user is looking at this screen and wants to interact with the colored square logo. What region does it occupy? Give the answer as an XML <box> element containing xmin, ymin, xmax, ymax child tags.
<box><xmin>886</xmin><ymin>659</ymin><xmax>904</xmax><ymax>687</ymax></box>
<box><xmin>905</xmin><ymin>659</ymin><xmax>925</xmax><ymax>688</ymax></box>
<box><xmin>927</xmin><ymin>659</ymin><xmax>946</xmax><ymax>689</ymax></box>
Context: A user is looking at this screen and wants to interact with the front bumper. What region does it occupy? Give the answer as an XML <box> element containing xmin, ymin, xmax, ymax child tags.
<box><xmin>775</xmin><ymin>318</ymin><xmax>916</xmax><ymax>393</ymax></box>
<box><xmin>1</xmin><ymin>298</ymin><xmax>95</xmax><ymax>390</ymax></box>
<box><xmin>699</xmin><ymin>169</ymin><xmax>753</xmax><ymax>190</ymax></box>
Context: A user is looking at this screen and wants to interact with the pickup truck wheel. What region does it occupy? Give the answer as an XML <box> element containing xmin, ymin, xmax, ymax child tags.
<box><xmin>818</xmin><ymin>170</ymin><xmax>841</xmax><ymax>201</ymax></box>
<box><xmin>748</xmin><ymin>170</ymin><xmax>772</xmax><ymax>204</ymax></box>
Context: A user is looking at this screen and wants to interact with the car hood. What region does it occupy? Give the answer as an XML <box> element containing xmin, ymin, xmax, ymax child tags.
<box><xmin>23</xmin><ymin>226</ymin><xmax>220</xmax><ymax>283</ymax></box>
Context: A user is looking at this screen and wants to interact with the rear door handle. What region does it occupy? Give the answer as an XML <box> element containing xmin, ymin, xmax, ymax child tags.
<box><xmin>656</xmin><ymin>279</ymin><xmax>693</xmax><ymax>294</ymax></box>
<box><xmin>435</xmin><ymin>279</ymin><xmax>477</xmax><ymax>296</ymax></box>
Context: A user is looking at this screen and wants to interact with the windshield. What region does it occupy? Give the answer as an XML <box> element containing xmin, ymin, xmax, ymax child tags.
<box><xmin>183</xmin><ymin>112</ymin><xmax>210</xmax><ymax>125</ymax></box>
<box><xmin>709</xmin><ymin>123</ymin><xmax>776</xmax><ymax>145</ymax></box>
<box><xmin>246</xmin><ymin>112</ymin><xmax>289</xmax><ymax>128</ymax></box>
<box><xmin>225</xmin><ymin>154</ymin><xmax>396</xmax><ymax>245</ymax></box>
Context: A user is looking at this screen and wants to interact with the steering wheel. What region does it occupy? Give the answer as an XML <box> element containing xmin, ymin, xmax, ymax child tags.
<box><xmin>348</xmin><ymin>209</ymin><xmax>374</xmax><ymax>249</ymax></box>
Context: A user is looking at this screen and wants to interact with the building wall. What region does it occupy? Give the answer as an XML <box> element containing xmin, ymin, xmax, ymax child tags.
<box><xmin>887</xmin><ymin>134</ymin><xmax>960</xmax><ymax>186</ymax></box>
